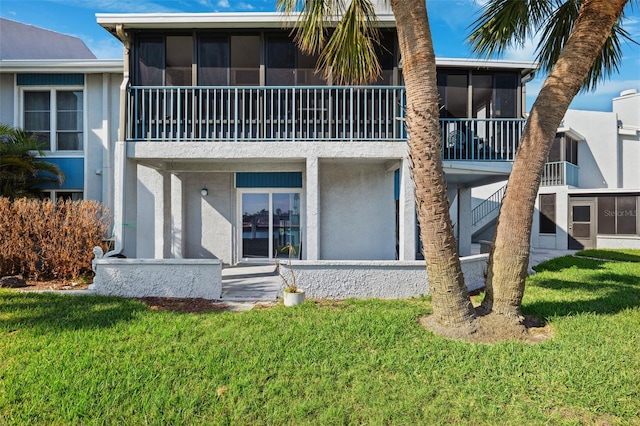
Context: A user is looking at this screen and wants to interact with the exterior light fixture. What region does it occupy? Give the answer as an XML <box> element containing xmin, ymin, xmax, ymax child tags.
<box><xmin>201</xmin><ymin>187</ymin><xmax>208</xmax><ymax>196</ymax></box>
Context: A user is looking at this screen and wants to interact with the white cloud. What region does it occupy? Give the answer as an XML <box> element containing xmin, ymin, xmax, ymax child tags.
<box><xmin>49</xmin><ymin>0</ymin><xmax>180</xmax><ymax>13</ymax></box>
<box><xmin>217</xmin><ymin>0</ymin><xmax>230</xmax><ymax>8</ymax></box>
<box><xmin>237</xmin><ymin>2</ymin><xmax>254</xmax><ymax>11</ymax></box>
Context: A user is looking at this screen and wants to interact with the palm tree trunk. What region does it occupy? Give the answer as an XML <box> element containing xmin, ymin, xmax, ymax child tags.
<box><xmin>391</xmin><ymin>0</ymin><xmax>477</xmax><ymax>334</ymax></box>
<box><xmin>482</xmin><ymin>0</ymin><xmax>630</xmax><ymax>318</ymax></box>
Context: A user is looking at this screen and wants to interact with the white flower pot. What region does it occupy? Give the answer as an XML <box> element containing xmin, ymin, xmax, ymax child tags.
<box><xmin>283</xmin><ymin>290</ymin><xmax>305</xmax><ymax>306</ymax></box>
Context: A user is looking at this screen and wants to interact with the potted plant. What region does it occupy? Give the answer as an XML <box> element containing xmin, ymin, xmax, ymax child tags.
<box><xmin>277</xmin><ymin>243</ymin><xmax>305</xmax><ymax>306</ymax></box>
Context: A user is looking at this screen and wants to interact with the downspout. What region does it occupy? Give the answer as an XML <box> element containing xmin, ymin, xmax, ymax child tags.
<box><xmin>105</xmin><ymin>23</ymin><xmax>130</xmax><ymax>257</ymax></box>
<box><xmin>520</xmin><ymin>70</ymin><xmax>536</xmax><ymax>117</ymax></box>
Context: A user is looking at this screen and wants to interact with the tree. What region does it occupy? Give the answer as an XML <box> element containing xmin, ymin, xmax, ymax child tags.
<box><xmin>469</xmin><ymin>0</ymin><xmax>633</xmax><ymax>319</ymax></box>
<box><xmin>277</xmin><ymin>0</ymin><xmax>478</xmax><ymax>335</ymax></box>
<box><xmin>0</xmin><ymin>124</ymin><xmax>64</xmax><ymax>199</ymax></box>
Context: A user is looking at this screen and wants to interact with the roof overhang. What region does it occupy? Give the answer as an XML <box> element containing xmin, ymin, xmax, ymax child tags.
<box><xmin>0</xmin><ymin>59</ymin><xmax>123</xmax><ymax>73</ymax></box>
<box><xmin>96</xmin><ymin>12</ymin><xmax>397</xmax><ymax>33</ymax></box>
<box><xmin>556</xmin><ymin>126</ymin><xmax>586</xmax><ymax>141</ymax></box>
<box><xmin>435</xmin><ymin>57</ymin><xmax>537</xmax><ymax>78</ymax></box>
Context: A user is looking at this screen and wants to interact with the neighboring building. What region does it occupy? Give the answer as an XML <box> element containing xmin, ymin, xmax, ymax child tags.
<box><xmin>472</xmin><ymin>90</ymin><xmax>640</xmax><ymax>250</ymax></box>
<box><xmin>0</xmin><ymin>18</ymin><xmax>122</xmax><ymax>208</ymax></box>
<box><xmin>533</xmin><ymin>90</ymin><xmax>640</xmax><ymax>250</ymax></box>
<box><xmin>95</xmin><ymin>11</ymin><xmax>536</xmax><ymax>263</ymax></box>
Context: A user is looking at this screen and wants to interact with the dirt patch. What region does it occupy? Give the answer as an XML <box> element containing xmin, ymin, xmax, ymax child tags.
<box><xmin>19</xmin><ymin>279</ymin><xmax>90</xmax><ymax>291</ymax></box>
<box><xmin>419</xmin><ymin>308</ymin><xmax>553</xmax><ymax>344</ymax></box>
<box><xmin>136</xmin><ymin>297</ymin><xmax>229</xmax><ymax>313</ymax></box>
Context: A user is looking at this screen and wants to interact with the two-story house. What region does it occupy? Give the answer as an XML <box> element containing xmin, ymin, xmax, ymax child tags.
<box><xmin>0</xmin><ymin>18</ymin><xmax>121</xmax><ymax>209</ymax></box>
<box><xmin>95</xmin><ymin>11</ymin><xmax>535</xmax><ymax>272</ymax></box>
<box><xmin>533</xmin><ymin>90</ymin><xmax>640</xmax><ymax>250</ymax></box>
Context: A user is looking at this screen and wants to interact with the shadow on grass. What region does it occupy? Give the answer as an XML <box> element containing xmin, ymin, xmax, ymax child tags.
<box><xmin>0</xmin><ymin>291</ymin><xmax>147</xmax><ymax>333</ymax></box>
<box><xmin>532</xmin><ymin>256</ymin><xmax>609</xmax><ymax>273</ymax></box>
<box><xmin>525</xmin><ymin>272</ymin><xmax>640</xmax><ymax>318</ymax></box>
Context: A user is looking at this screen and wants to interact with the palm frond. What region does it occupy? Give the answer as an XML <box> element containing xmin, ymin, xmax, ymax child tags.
<box><xmin>536</xmin><ymin>2</ymin><xmax>637</xmax><ymax>91</ymax></box>
<box><xmin>468</xmin><ymin>0</ymin><xmax>554</xmax><ymax>56</ymax></box>
<box><xmin>318</xmin><ymin>0</ymin><xmax>381</xmax><ymax>84</ymax></box>
<box><xmin>277</xmin><ymin>0</ymin><xmax>382</xmax><ymax>85</ymax></box>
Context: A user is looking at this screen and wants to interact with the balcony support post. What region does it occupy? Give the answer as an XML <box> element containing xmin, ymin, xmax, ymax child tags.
<box><xmin>398</xmin><ymin>158</ymin><xmax>416</xmax><ymax>260</ymax></box>
<box><xmin>305</xmin><ymin>156</ymin><xmax>320</xmax><ymax>260</ymax></box>
<box><xmin>457</xmin><ymin>186</ymin><xmax>472</xmax><ymax>257</ymax></box>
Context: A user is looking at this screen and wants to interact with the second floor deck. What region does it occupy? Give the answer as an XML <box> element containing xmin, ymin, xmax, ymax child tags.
<box><xmin>127</xmin><ymin>86</ymin><xmax>526</xmax><ymax>161</ymax></box>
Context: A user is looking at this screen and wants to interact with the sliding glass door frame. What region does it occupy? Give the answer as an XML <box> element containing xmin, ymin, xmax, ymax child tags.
<box><xmin>237</xmin><ymin>188</ymin><xmax>303</xmax><ymax>262</ymax></box>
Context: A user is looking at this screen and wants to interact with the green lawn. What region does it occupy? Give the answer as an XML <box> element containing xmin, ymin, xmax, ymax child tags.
<box><xmin>1</xmin><ymin>253</ymin><xmax>639</xmax><ymax>425</ymax></box>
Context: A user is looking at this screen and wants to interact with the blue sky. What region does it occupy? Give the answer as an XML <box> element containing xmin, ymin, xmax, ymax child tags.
<box><xmin>1</xmin><ymin>0</ymin><xmax>639</xmax><ymax>111</ymax></box>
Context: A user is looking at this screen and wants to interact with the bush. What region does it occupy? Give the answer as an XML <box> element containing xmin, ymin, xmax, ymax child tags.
<box><xmin>0</xmin><ymin>197</ymin><xmax>110</xmax><ymax>280</ymax></box>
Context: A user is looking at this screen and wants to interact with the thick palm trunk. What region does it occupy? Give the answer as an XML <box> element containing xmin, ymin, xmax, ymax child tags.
<box><xmin>483</xmin><ymin>0</ymin><xmax>629</xmax><ymax>318</ymax></box>
<box><xmin>391</xmin><ymin>0</ymin><xmax>477</xmax><ymax>333</ymax></box>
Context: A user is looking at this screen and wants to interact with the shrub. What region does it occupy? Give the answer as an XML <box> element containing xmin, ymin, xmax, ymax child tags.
<box><xmin>0</xmin><ymin>197</ymin><xmax>110</xmax><ymax>280</ymax></box>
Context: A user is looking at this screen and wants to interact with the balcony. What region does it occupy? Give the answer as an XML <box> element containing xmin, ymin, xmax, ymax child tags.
<box><xmin>541</xmin><ymin>161</ymin><xmax>579</xmax><ymax>186</ymax></box>
<box><xmin>126</xmin><ymin>86</ymin><xmax>525</xmax><ymax>161</ymax></box>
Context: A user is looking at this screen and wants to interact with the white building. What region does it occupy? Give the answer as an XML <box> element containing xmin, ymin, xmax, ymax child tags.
<box><xmin>94</xmin><ymin>11</ymin><xmax>535</xmax><ymax>266</ymax></box>
<box><xmin>472</xmin><ymin>90</ymin><xmax>640</xmax><ymax>251</ymax></box>
<box><xmin>532</xmin><ymin>90</ymin><xmax>640</xmax><ymax>250</ymax></box>
<box><xmin>0</xmin><ymin>18</ymin><xmax>121</xmax><ymax>210</ymax></box>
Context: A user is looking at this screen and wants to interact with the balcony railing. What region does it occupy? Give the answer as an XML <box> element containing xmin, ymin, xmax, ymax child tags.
<box><xmin>541</xmin><ymin>161</ymin><xmax>579</xmax><ymax>186</ymax></box>
<box><xmin>440</xmin><ymin>118</ymin><xmax>525</xmax><ymax>161</ymax></box>
<box><xmin>126</xmin><ymin>86</ymin><xmax>526</xmax><ymax>161</ymax></box>
<box><xmin>128</xmin><ymin>86</ymin><xmax>406</xmax><ymax>142</ymax></box>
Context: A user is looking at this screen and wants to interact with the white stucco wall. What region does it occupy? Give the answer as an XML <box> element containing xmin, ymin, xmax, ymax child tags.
<box><xmin>183</xmin><ymin>172</ymin><xmax>234</xmax><ymax>263</ymax></box>
<box><xmin>597</xmin><ymin>236</ymin><xmax>640</xmax><ymax>249</ymax></box>
<box><xmin>281</xmin><ymin>254</ymin><xmax>488</xmax><ymax>299</ymax></box>
<box><xmin>563</xmin><ymin>109</ymin><xmax>618</xmax><ymax>189</ymax></box>
<box><xmin>136</xmin><ymin>164</ymin><xmax>164</xmax><ymax>258</ymax></box>
<box><xmin>319</xmin><ymin>161</ymin><xmax>396</xmax><ymax>260</ymax></box>
<box><xmin>93</xmin><ymin>258</ymin><xmax>222</xmax><ymax>299</ymax></box>
<box><xmin>613</xmin><ymin>92</ymin><xmax>640</xmax><ymax>128</ymax></box>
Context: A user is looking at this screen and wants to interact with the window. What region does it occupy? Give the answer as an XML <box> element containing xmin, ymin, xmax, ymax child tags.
<box><xmin>597</xmin><ymin>196</ymin><xmax>638</xmax><ymax>235</ymax></box>
<box><xmin>539</xmin><ymin>194</ymin><xmax>556</xmax><ymax>234</ymax></box>
<box><xmin>472</xmin><ymin>74</ymin><xmax>517</xmax><ymax>118</ymax></box>
<box><xmin>198</xmin><ymin>36</ymin><xmax>229</xmax><ymax>85</ymax></box>
<box><xmin>23</xmin><ymin>89</ymin><xmax>83</xmax><ymax>152</ymax></box>
<box><xmin>37</xmin><ymin>191</ymin><xmax>83</xmax><ymax>202</ymax></box>
<box><xmin>548</xmin><ymin>133</ymin><xmax>578</xmax><ymax>165</ymax></box>
<box><xmin>438</xmin><ymin>73</ymin><xmax>468</xmax><ymax>118</ymax></box>
<box><xmin>230</xmin><ymin>35</ymin><xmax>260</xmax><ymax>85</ymax></box>
<box><xmin>136</xmin><ymin>35</ymin><xmax>194</xmax><ymax>86</ymax></box>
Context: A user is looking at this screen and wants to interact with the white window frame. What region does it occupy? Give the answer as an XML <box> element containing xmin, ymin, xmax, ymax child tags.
<box><xmin>38</xmin><ymin>190</ymin><xmax>84</xmax><ymax>203</ymax></box>
<box><xmin>19</xmin><ymin>86</ymin><xmax>86</xmax><ymax>156</ymax></box>
<box><xmin>236</xmin><ymin>188</ymin><xmax>303</xmax><ymax>263</ymax></box>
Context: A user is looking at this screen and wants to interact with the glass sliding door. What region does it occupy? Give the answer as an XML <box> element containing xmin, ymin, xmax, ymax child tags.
<box><xmin>240</xmin><ymin>191</ymin><xmax>301</xmax><ymax>260</ymax></box>
<box><xmin>242</xmin><ymin>193</ymin><xmax>270</xmax><ymax>258</ymax></box>
<box><xmin>273</xmin><ymin>193</ymin><xmax>301</xmax><ymax>258</ymax></box>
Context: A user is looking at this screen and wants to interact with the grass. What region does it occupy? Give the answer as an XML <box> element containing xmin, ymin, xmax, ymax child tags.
<box><xmin>576</xmin><ymin>248</ymin><xmax>640</xmax><ymax>263</ymax></box>
<box><xmin>1</xmin><ymin>253</ymin><xmax>640</xmax><ymax>425</ymax></box>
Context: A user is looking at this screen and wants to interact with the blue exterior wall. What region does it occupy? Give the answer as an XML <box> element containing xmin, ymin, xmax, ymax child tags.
<box><xmin>38</xmin><ymin>157</ymin><xmax>84</xmax><ymax>190</ymax></box>
<box><xmin>236</xmin><ymin>172</ymin><xmax>302</xmax><ymax>188</ymax></box>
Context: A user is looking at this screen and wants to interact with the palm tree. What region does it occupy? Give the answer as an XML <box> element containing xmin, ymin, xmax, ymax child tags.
<box><xmin>0</xmin><ymin>124</ymin><xmax>65</xmax><ymax>199</ymax></box>
<box><xmin>277</xmin><ymin>0</ymin><xmax>478</xmax><ymax>335</ymax></box>
<box><xmin>468</xmin><ymin>0</ymin><xmax>633</xmax><ymax>319</ymax></box>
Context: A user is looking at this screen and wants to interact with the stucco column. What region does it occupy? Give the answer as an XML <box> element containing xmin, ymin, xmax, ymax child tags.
<box><xmin>457</xmin><ymin>186</ymin><xmax>472</xmax><ymax>256</ymax></box>
<box><xmin>305</xmin><ymin>156</ymin><xmax>320</xmax><ymax>260</ymax></box>
<box><xmin>399</xmin><ymin>159</ymin><xmax>416</xmax><ymax>260</ymax></box>
<box><xmin>136</xmin><ymin>164</ymin><xmax>167</xmax><ymax>259</ymax></box>
<box><xmin>170</xmin><ymin>173</ymin><xmax>183</xmax><ymax>258</ymax></box>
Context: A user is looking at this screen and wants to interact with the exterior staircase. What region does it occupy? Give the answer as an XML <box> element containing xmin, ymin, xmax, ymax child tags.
<box><xmin>471</xmin><ymin>184</ymin><xmax>506</xmax><ymax>240</ymax></box>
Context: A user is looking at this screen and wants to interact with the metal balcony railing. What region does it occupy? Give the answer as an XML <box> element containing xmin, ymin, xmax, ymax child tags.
<box><xmin>541</xmin><ymin>161</ymin><xmax>579</xmax><ymax>186</ymax></box>
<box><xmin>471</xmin><ymin>184</ymin><xmax>507</xmax><ymax>227</ymax></box>
<box><xmin>126</xmin><ymin>86</ymin><xmax>526</xmax><ymax>161</ymax></box>
<box><xmin>440</xmin><ymin>118</ymin><xmax>526</xmax><ymax>161</ymax></box>
<box><xmin>127</xmin><ymin>86</ymin><xmax>407</xmax><ymax>142</ymax></box>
